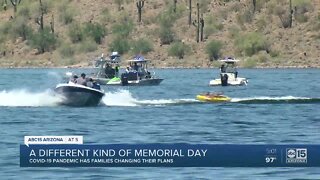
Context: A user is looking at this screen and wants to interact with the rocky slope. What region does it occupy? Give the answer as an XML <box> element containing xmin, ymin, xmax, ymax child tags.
<box><xmin>0</xmin><ymin>0</ymin><xmax>319</xmax><ymax>68</ymax></box>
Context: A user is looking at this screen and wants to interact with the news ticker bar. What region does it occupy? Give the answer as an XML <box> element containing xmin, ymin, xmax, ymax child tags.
<box><xmin>20</xmin><ymin>144</ymin><xmax>320</xmax><ymax>167</ymax></box>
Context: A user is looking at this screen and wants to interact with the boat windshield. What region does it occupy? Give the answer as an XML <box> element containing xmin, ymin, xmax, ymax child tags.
<box><xmin>95</xmin><ymin>54</ymin><xmax>120</xmax><ymax>78</ymax></box>
<box><xmin>128</xmin><ymin>61</ymin><xmax>148</xmax><ymax>74</ymax></box>
<box><xmin>224</xmin><ymin>63</ymin><xmax>237</xmax><ymax>73</ymax></box>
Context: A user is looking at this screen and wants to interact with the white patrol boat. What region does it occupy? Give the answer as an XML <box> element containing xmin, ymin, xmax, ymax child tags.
<box><xmin>209</xmin><ymin>58</ymin><xmax>248</xmax><ymax>86</ymax></box>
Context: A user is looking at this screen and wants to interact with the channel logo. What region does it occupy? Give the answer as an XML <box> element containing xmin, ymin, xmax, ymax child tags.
<box><xmin>286</xmin><ymin>148</ymin><xmax>307</xmax><ymax>163</ymax></box>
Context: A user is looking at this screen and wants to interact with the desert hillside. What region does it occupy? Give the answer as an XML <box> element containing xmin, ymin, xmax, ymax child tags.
<box><xmin>0</xmin><ymin>0</ymin><xmax>319</xmax><ymax>68</ymax></box>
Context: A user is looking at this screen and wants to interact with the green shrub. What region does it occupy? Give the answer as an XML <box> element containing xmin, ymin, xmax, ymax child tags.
<box><xmin>58</xmin><ymin>58</ymin><xmax>76</xmax><ymax>66</ymax></box>
<box><xmin>78</xmin><ymin>39</ymin><xmax>97</xmax><ymax>52</ymax></box>
<box><xmin>295</xmin><ymin>14</ymin><xmax>308</xmax><ymax>23</ymax></box>
<box><xmin>59</xmin><ymin>6</ymin><xmax>75</xmax><ymax>25</ymax></box>
<box><xmin>109</xmin><ymin>36</ymin><xmax>130</xmax><ymax>54</ymax></box>
<box><xmin>255</xmin><ymin>53</ymin><xmax>269</xmax><ymax>63</ymax></box>
<box><xmin>204</xmin><ymin>16</ymin><xmax>224</xmax><ymax>38</ymax></box>
<box><xmin>270</xmin><ymin>49</ymin><xmax>279</xmax><ymax>58</ymax></box>
<box><xmin>68</xmin><ymin>23</ymin><xmax>84</xmax><ymax>43</ymax></box>
<box><xmin>68</xmin><ymin>22</ymin><xmax>106</xmax><ymax>44</ymax></box>
<box><xmin>17</xmin><ymin>5</ymin><xmax>31</xmax><ymax>18</ymax></box>
<box><xmin>83</xmin><ymin>22</ymin><xmax>106</xmax><ymax>44</ymax></box>
<box><xmin>236</xmin><ymin>8</ymin><xmax>253</xmax><ymax>27</ymax></box>
<box><xmin>112</xmin><ymin>20</ymin><xmax>134</xmax><ymax>38</ymax></box>
<box><xmin>235</xmin><ymin>32</ymin><xmax>269</xmax><ymax>56</ymax></box>
<box><xmin>100</xmin><ymin>7</ymin><xmax>111</xmax><ymax>23</ymax></box>
<box><xmin>131</xmin><ymin>38</ymin><xmax>153</xmax><ymax>54</ymax></box>
<box><xmin>0</xmin><ymin>21</ymin><xmax>12</xmax><ymax>35</ymax></box>
<box><xmin>0</xmin><ymin>43</ymin><xmax>7</xmax><ymax>53</ymax></box>
<box><xmin>292</xmin><ymin>0</ymin><xmax>311</xmax><ymax>7</ymax></box>
<box><xmin>58</xmin><ymin>43</ymin><xmax>75</xmax><ymax>57</ymax></box>
<box><xmin>204</xmin><ymin>25</ymin><xmax>216</xmax><ymax>39</ymax></box>
<box><xmin>274</xmin><ymin>4</ymin><xmax>292</xmax><ymax>28</ymax></box>
<box><xmin>159</xmin><ymin>27</ymin><xmax>175</xmax><ymax>45</ymax></box>
<box><xmin>256</xmin><ymin>17</ymin><xmax>267</xmax><ymax>31</ymax></box>
<box><xmin>157</xmin><ymin>7</ymin><xmax>180</xmax><ymax>27</ymax></box>
<box><xmin>253</xmin><ymin>0</ymin><xmax>267</xmax><ymax>13</ymax></box>
<box><xmin>157</xmin><ymin>7</ymin><xmax>179</xmax><ymax>45</ymax></box>
<box><xmin>9</xmin><ymin>17</ymin><xmax>33</xmax><ymax>41</ymax></box>
<box><xmin>218</xmin><ymin>9</ymin><xmax>229</xmax><ymax>20</ymax></box>
<box><xmin>0</xmin><ymin>34</ymin><xmax>5</xmax><ymax>44</ymax></box>
<box><xmin>267</xmin><ymin>1</ymin><xmax>277</xmax><ymax>14</ymax></box>
<box><xmin>29</xmin><ymin>27</ymin><xmax>56</xmax><ymax>53</ymax></box>
<box><xmin>229</xmin><ymin>1</ymin><xmax>242</xmax><ymax>12</ymax></box>
<box><xmin>102</xmin><ymin>7</ymin><xmax>110</xmax><ymax>16</ymax></box>
<box><xmin>168</xmin><ymin>41</ymin><xmax>191</xmax><ymax>59</ymax></box>
<box><xmin>228</xmin><ymin>25</ymin><xmax>240</xmax><ymax>38</ymax></box>
<box><xmin>242</xmin><ymin>8</ymin><xmax>253</xmax><ymax>21</ymax></box>
<box><xmin>293</xmin><ymin>0</ymin><xmax>311</xmax><ymax>23</ymax></box>
<box><xmin>243</xmin><ymin>57</ymin><xmax>257</xmax><ymax>68</ymax></box>
<box><xmin>173</xmin><ymin>3</ymin><xmax>186</xmax><ymax>16</ymax></box>
<box><xmin>199</xmin><ymin>0</ymin><xmax>211</xmax><ymax>12</ymax></box>
<box><xmin>206</xmin><ymin>40</ymin><xmax>223</xmax><ymax>61</ymax></box>
<box><xmin>114</xmin><ymin>0</ymin><xmax>124</xmax><ymax>10</ymax></box>
<box><xmin>34</xmin><ymin>0</ymin><xmax>51</xmax><ymax>14</ymax></box>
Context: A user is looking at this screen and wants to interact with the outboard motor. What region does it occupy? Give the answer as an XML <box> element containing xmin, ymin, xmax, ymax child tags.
<box><xmin>221</xmin><ymin>74</ymin><xmax>228</xmax><ymax>86</ymax></box>
<box><xmin>121</xmin><ymin>73</ymin><xmax>129</xmax><ymax>86</ymax></box>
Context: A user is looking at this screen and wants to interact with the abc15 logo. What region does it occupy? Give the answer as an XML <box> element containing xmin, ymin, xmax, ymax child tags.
<box><xmin>286</xmin><ymin>148</ymin><xmax>307</xmax><ymax>160</ymax></box>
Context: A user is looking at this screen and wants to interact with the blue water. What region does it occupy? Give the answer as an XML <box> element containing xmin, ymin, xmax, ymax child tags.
<box><xmin>0</xmin><ymin>68</ymin><xmax>320</xmax><ymax>179</ymax></box>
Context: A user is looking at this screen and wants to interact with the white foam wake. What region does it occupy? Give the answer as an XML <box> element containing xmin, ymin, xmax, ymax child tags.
<box><xmin>102</xmin><ymin>90</ymin><xmax>138</xmax><ymax>106</ymax></box>
<box><xmin>101</xmin><ymin>90</ymin><xmax>197</xmax><ymax>107</ymax></box>
<box><xmin>230</xmin><ymin>96</ymin><xmax>311</xmax><ymax>102</ymax></box>
<box><xmin>137</xmin><ymin>99</ymin><xmax>198</xmax><ymax>106</ymax></box>
<box><xmin>0</xmin><ymin>89</ymin><xmax>62</xmax><ymax>107</ymax></box>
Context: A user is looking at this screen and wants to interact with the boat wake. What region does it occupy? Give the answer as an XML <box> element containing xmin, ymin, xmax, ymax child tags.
<box><xmin>101</xmin><ymin>90</ymin><xmax>198</xmax><ymax>107</ymax></box>
<box><xmin>0</xmin><ymin>89</ymin><xmax>63</xmax><ymax>107</ymax></box>
<box><xmin>0</xmin><ymin>89</ymin><xmax>318</xmax><ymax>107</ymax></box>
<box><xmin>102</xmin><ymin>91</ymin><xmax>320</xmax><ymax>106</ymax></box>
<box><xmin>230</xmin><ymin>96</ymin><xmax>320</xmax><ymax>104</ymax></box>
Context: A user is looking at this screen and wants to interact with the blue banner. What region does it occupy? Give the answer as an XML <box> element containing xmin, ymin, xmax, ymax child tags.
<box><xmin>20</xmin><ymin>144</ymin><xmax>320</xmax><ymax>167</ymax></box>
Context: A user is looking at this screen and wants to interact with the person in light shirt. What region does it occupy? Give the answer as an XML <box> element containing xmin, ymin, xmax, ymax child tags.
<box><xmin>76</xmin><ymin>73</ymin><xmax>87</xmax><ymax>86</ymax></box>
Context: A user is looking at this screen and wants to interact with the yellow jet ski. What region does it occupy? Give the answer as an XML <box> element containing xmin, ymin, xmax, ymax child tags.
<box><xmin>196</xmin><ymin>93</ymin><xmax>231</xmax><ymax>102</ymax></box>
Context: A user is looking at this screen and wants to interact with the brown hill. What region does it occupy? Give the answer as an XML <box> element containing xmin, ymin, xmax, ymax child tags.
<box><xmin>0</xmin><ymin>0</ymin><xmax>319</xmax><ymax>68</ymax></box>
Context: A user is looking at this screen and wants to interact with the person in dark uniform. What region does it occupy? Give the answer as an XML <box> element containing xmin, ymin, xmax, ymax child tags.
<box><xmin>220</xmin><ymin>64</ymin><xmax>226</xmax><ymax>73</ymax></box>
<box><xmin>133</xmin><ymin>62</ymin><xmax>139</xmax><ymax>71</ymax></box>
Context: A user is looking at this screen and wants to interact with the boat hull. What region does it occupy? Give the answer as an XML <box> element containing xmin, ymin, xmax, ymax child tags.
<box><xmin>124</xmin><ymin>78</ymin><xmax>164</xmax><ymax>86</ymax></box>
<box><xmin>93</xmin><ymin>77</ymin><xmax>163</xmax><ymax>86</ymax></box>
<box><xmin>196</xmin><ymin>95</ymin><xmax>231</xmax><ymax>102</ymax></box>
<box><xmin>209</xmin><ymin>78</ymin><xmax>248</xmax><ymax>86</ymax></box>
<box><xmin>55</xmin><ymin>84</ymin><xmax>104</xmax><ymax>107</ymax></box>
<box><xmin>92</xmin><ymin>77</ymin><xmax>118</xmax><ymax>85</ymax></box>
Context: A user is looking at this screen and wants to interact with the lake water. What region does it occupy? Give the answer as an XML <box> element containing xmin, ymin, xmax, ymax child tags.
<box><xmin>0</xmin><ymin>68</ymin><xmax>319</xmax><ymax>179</ymax></box>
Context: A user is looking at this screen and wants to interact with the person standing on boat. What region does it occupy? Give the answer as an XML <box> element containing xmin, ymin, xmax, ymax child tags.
<box><xmin>220</xmin><ymin>64</ymin><xmax>226</xmax><ymax>73</ymax></box>
<box><xmin>100</xmin><ymin>53</ymin><xmax>105</xmax><ymax>62</ymax></box>
<box><xmin>115</xmin><ymin>65</ymin><xmax>120</xmax><ymax>77</ymax></box>
<box><xmin>234</xmin><ymin>66</ymin><xmax>238</xmax><ymax>78</ymax></box>
<box><xmin>133</xmin><ymin>62</ymin><xmax>139</xmax><ymax>72</ymax></box>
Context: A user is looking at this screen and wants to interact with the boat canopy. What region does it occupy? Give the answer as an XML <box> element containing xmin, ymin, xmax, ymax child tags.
<box><xmin>127</xmin><ymin>59</ymin><xmax>149</xmax><ymax>63</ymax></box>
<box><xmin>219</xmin><ymin>57</ymin><xmax>239</xmax><ymax>63</ymax></box>
<box><xmin>95</xmin><ymin>52</ymin><xmax>121</xmax><ymax>67</ymax></box>
<box><xmin>110</xmin><ymin>52</ymin><xmax>120</xmax><ymax>61</ymax></box>
<box><xmin>95</xmin><ymin>59</ymin><xmax>119</xmax><ymax>68</ymax></box>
